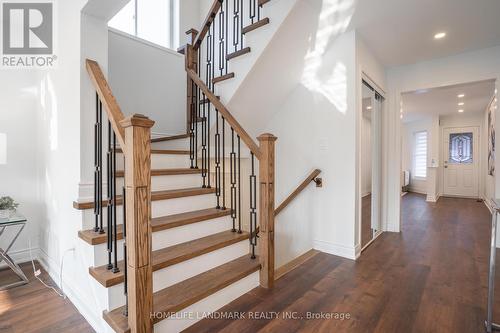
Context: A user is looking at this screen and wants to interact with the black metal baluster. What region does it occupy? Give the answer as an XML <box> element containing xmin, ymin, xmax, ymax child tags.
<box><xmin>257</xmin><ymin>0</ymin><xmax>261</xmax><ymax>21</ymax></box>
<box><xmin>107</xmin><ymin>121</ymin><xmax>113</xmax><ymax>270</ymax></box>
<box><xmin>94</xmin><ymin>94</ymin><xmax>99</xmax><ymax>232</ymax></box>
<box><xmin>233</xmin><ymin>0</ymin><xmax>239</xmax><ymax>52</ymax></box>
<box><xmin>219</xmin><ymin>2</ymin><xmax>225</xmax><ymax>77</ymax></box>
<box><xmin>222</xmin><ymin>117</ymin><xmax>226</xmax><ymax>209</ymax></box>
<box><xmin>201</xmin><ymin>93</ymin><xmax>207</xmax><ymax>188</ymax></box>
<box><xmin>189</xmin><ymin>85</ymin><xmax>195</xmax><ymax>169</ymax></box>
<box><xmin>206</xmin><ymin>30</ymin><xmax>212</xmax><ymax>189</ymax></box>
<box><xmin>194</xmin><ymin>81</ymin><xmax>199</xmax><ymax>169</ymax></box>
<box><xmin>230</xmin><ymin>128</ymin><xmax>236</xmax><ymax>231</ymax></box>
<box><xmin>215</xmin><ymin>110</ymin><xmax>221</xmax><ymax>208</ymax></box>
<box><xmin>112</xmin><ymin>132</ymin><xmax>119</xmax><ymax>273</ymax></box>
<box><xmin>237</xmin><ymin>135</ymin><xmax>242</xmax><ymax>233</ymax></box>
<box><xmin>122</xmin><ymin>176</ymin><xmax>128</xmax><ymax>316</ymax></box>
<box><xmin>207</xmin><ymin>97</ymin><xmax>211</xmax><ymax>189</ymax></box>
<box><xmin>240</xmin><ymin>0</ymin><xmax>244</xmax><ymax>50</ymax></box>
<box><xmin>249</xmin><ymin>152</ymin><xmax>257</xmax><ymax>258</ymax></box>
<box><xmin>98</xmin><ymin>101</ymin><xmax>103</xmax><ymax>234</ymax></box>
<box><xmin>250</xmin><ymin>0</ymin><xmax>256</xmax><ymax>24</ymax></box>
<box><xmin>225</xmin><ymin>0</ymin><xmax>229</xmax><ymax>74</ymax></box>
<box><xmin>211</xmin><ymin>17</ymin><xmax>216</xmax><ymax>90</ymax></box>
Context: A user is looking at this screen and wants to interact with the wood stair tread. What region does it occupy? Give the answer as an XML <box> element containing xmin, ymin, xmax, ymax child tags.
<box><xmin>115</xmin><ymin>168</ymin><xmax>204</xmax><ymax>178</ymax></box>
<box><xmin>226</xmin><ymin>47</ymin><xmax>251</xmax><ymax>60</ymax></box>
<box><xmin>151</xmin><ymin>134</ymin><xmax>190</xmax><ymax>143</ymax></box>
<box><xmin>115</xmin><ymin>148</ymin><xmax>189</xmax><ymax>155</ymax></box>
<box><xmin>103</xmin><ymin>255</ymin><xmax>260</xmax><ymax>333</ymax></box>
<box><xmin>73</xmin><ymin>187</ymin><xmax>216</xmax><ymax>210</ymax></box>
<box><xmin>78</xmin><ymin>207</ymin><xmax>231</xmax><ymax>245</ymax></box>
<box><xmin>242</xmin><ymin>18</ymin><xmax>270</xmax><ymax>34</ymax></box>
<box><xmin>90</xmin><ymin>230</ymin><xmax>250</xmax><ymax>287</ymax></box>
<box><xmin>213</xmin><ymin>72</ymin><xmax>235</xmax><ymax>84</ymax></box>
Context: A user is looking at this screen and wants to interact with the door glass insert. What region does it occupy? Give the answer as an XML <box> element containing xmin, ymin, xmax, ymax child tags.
<box><xmin>449</xmin><ymin>132</ymin><xmax>473</xmax><ymax>164</ymax></box>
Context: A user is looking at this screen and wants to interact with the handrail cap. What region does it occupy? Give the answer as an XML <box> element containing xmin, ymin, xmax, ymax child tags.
<box><xmin>120</xmin><ymin>114</ymin><xmax>155</xmax><ymax>129</ymax></box>
<box><xmin>257</xmin><ymin>133</ymin><xmax>278</xmax><ymax>142</ymax></box>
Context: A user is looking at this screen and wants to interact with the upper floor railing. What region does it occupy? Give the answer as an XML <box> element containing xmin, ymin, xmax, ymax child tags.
<box><xmin>182</xmin><ymin>0</ymin><xmax>276</xmax><ymax>287</ymax></box>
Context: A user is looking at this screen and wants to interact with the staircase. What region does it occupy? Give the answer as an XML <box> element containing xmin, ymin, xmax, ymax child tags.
<box><xmin>76</xmin><ymin>1</ymin><xmax>279</xmax><ymax>332</ymax></box>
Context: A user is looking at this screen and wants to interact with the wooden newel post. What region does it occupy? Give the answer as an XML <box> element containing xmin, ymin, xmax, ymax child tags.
<box><xmin>120</xmin><ymin>114</ymin><xmax>155</xmax><ymax>333</ymax></box>
<box><xmin>185</xmin><ymin>29</ymin><xmax>199</xmax><ymax>132</ymax></box>
<box><xmin>258</xmin><ymin>133</ymin><xmax>277</xmax><ymax>288</ymax></box>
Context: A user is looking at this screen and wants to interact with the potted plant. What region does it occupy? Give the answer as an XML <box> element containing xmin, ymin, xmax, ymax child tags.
<box><xmin>0</xmin><ymin>196</ymin><xmax>19</xmax><ymax>219</ymax></box>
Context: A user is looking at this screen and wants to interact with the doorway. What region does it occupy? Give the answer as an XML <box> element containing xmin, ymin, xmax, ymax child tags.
<box><xmin>361</xmin><ymin>80</ymin><xmax>383</xmax><ymax>250</ymax></box>
<box><xmin>442</xmin><ymin>126</ymin><xmax>479</xmax><ymax>198</ymax></box>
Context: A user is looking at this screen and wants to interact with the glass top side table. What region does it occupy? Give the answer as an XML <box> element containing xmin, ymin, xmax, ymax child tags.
<box><xmin>0</xmin><ymin>212</ymin><xmax>29</xmax><ymax>290</ymax></box>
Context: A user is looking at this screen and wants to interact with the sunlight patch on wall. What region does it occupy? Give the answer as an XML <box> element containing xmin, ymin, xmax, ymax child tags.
<box><xmin>40</xmin><ymin>75</ymin><xmax>58</xmax><ymax>151</ymax></box>
<box><xmin>301</xmin><ymin>0</ymin><xmax>355</xmax><ymax>113</ymax></box>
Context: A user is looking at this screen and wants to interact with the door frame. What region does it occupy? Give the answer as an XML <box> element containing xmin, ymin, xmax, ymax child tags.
<box><xmin>358</xmin><ymin>73</ymin><xmax>385</xmax><ymax>254</ymax></box>
<box><xmin>441</xmin><ymin>125</ymin><xmax>480</xmax><ymax>198</ymax></box>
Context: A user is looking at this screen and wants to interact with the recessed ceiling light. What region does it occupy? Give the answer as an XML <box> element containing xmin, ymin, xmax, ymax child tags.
<box><xmin>458</xmin><ymin>102</ymin><xmax>464</xmax><ymax>106</ymax></box>
<box><xmin>366</xmin><ymin>106</ymin><xmax>372</xmax><ymax>110</ymax></box>
<box><xmin>458</xmin><ymin>109</ymin><xmax>464</xmax><ymax>113</ymax></box>
<box><xmin>457</xmin><ymin>94</ymin><xmax>465</xmax><ymax>98</ymax></box>
<box><xmin>434</xmin><ymin>32</ymin><xmax>446</xmax><ymax>39</ymax></box>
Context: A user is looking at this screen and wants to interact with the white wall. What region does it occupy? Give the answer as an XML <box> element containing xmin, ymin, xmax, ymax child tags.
<box><xmin>0</xmin><ymin>71</ymin><xmax>42</xmax><ymax>262</ymax></box>
<box><xmin>108</xmin><ymin>29</ymin><xmax>186</xmax><ymax>137</ymax></box>
<box><xmin>387</xmin><ymin>45</ymin><xmax>500</xmax><ymax>232</ymax></box>
<box><xmin>220</xmin><ymin>0</ymin><xmax>388</xmax><ymax>262</ymax></box>
<box><xmin>178</xmin><ymin>0</ymin><xmax>200</xmax><ymax>46</ymax></box>
<box><xmin>483</xmin><ymin>96</ymin><xmax>497</xmax><ymax>206</ymax></box>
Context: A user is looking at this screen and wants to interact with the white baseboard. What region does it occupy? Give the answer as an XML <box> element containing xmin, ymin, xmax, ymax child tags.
<box><xmin>482</xmin><ymin>196</ymin><xmax>494</xmax><ymax>214</ymax></box>
<box><xmin>313</xmin><ymin>240</ymin><xmax>357</xmax><ymax>260</ymax></box>
<box><xmin>426</xmin><ymin>194</ymin><xmax>440</xmax><ymax>202</ymax></box>
<box><xmin>36</xmin><ymin>248</ymin><xmax>105</xmax><ymax>333</ymax></box>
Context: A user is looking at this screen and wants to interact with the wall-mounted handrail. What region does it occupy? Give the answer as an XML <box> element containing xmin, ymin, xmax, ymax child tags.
<box><xmin>275</xmin><ymin>169</ymin><xmax>322</xmax><ymax>216</ymax></box>
<box><xmin>186</xmin><ymin>68</ymin><xmax>262</xmax><ymax>159</ymax></box>
<box><xmin>86</xmin><ymin>59</ymin><xmax>126</xmax><ymax>150</ymax></box>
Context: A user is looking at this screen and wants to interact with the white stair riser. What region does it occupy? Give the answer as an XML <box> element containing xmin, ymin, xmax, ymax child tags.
<box><xmin>151</xmin><ymin>137</ymin><xmax>190</xmax><ymax>150</ymax></box>
<box><xmin>154</xmin><ymin>272</ymin><xmax>259</xmax><ymax>333</ymax></box>
<box><xmin>115</xmin><ymin>174</ymin><xmax>203</xmax><ymax>191</ymax></box>
<box><xmin>116</xmin><ymin>153</ymin><xmax>191</xmax><ymax>169</ymax></box>
<box><xmin>104</xmin><ymin>241</ymin><xmax>251</xmax><ymax>310</ymax></box>
<box><xmin>152</xmin><ymin>194</ymin><xmax>216</xmax><ymax>216</ymax></box>
<box><xmin>81</xmin><ymin>193</ymin><xmax>217</xmax><ymax>230</ymax></box>
<box><xmin>90</xmin><ymin>216</ymin><xmax>233</xmax><ymax>266</ymax></box>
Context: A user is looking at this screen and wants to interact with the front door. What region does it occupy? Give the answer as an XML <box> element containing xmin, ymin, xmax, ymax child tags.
<box><xmin>442</xmin><ymin>127</ymin><xmax>479</xmax><ymax>198</ymax></box>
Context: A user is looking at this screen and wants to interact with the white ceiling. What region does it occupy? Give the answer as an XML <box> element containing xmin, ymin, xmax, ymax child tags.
<box><xmin>350</xmin><ymin>0</ymin><xmax>500</xmax><ymax>67</ymax></box>
<box><xmin>401</xmin><ymin>80</ymin><xmax>495</xmax><ymax>123</ymax></box>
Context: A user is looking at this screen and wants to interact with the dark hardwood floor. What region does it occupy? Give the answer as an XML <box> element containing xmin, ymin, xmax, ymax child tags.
<box><xmin>0</xmin><ymin>261</ymin><xmax>94</xmax><ymax>333</ymax></box>
<box><xmin>186</xmin><ymin>193</ymin><xmax>495</xmax><ymax>333</ymax></box>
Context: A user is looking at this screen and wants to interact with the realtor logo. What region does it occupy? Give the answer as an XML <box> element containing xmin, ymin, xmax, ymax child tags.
<box><xmin>1</xmin><ymin>1</ymin><xmax>56</xmax><ymax>67</ymax></box>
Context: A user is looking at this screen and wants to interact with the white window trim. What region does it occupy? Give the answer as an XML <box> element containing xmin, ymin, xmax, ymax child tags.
<box><xmin>413</xmin><ymin>130</ymin><xmax>427</xmax><ymax>180</ymax></box>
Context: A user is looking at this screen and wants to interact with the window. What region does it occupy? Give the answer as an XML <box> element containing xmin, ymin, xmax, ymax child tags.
<box><xmin>108</xmin><ymin>0</ymin><xmax>178</xmax><ymax>49</ymax></box>
<box><xmin>413</xmin><ymin>131</ymin><xmax>427</xmax><ymax>178</ymax></box>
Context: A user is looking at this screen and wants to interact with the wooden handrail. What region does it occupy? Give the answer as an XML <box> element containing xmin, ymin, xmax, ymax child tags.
<box><xmin>193</xmin><ymin>0</ymin><xmax>223</xmax><ymax>50</ymax></box>
<box><xmin>85</xmin><ymin>59</ymin><xmax>126</xmax><ymax>150</ymax></box>
<box><xmin>186</xmin><ymin>68</ymin><xmax>262</xmax><ymax>159</ymax></box>
<box><xmin>275</xmin><ymin>169</ymin><xmax>321</xmax><ymax>216</ymax></box>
